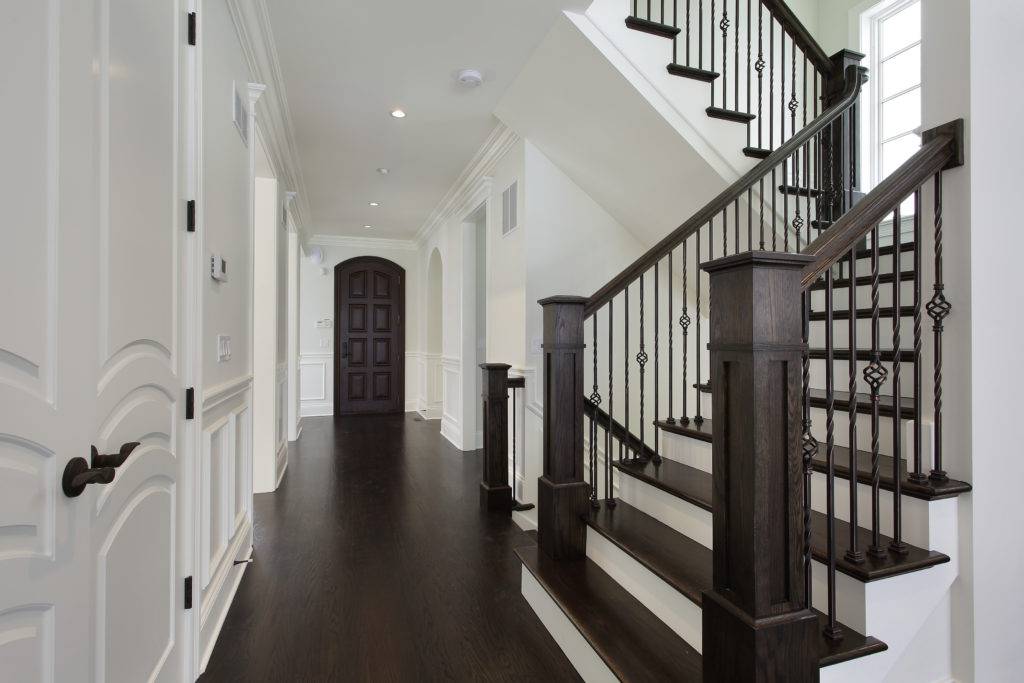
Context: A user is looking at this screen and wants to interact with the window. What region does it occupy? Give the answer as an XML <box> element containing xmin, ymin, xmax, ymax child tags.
<box><xmin>861</xmin><ymin>0</ymin><xmax>921</xmax><ymax>239</ymax></box>
<box><xmin>863</xmin><ymin>0</ymin><xmax>922</xmax><ymax>188</ymax></box>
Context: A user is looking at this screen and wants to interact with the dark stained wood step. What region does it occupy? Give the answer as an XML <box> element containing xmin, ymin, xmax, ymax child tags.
<box><xmin>807</xmin><ymin>348</ymin><xmax>914</xmax><ymax>363</ymax></box>
<box><xmin>811</xmin><ymin>444</ymin><xmax>972</xmax><ymax>501</ymax></box>
<box><xmin>613</xmin><ymin>458</ymin><xmax>712</xmax><ymax>512</ymax></box>
<box><xmin>667</xmin><ymin>63</ymin><xmax>719</xmax><ymax>82</ymax></box>
<box><xmin>705</xmin><ymin>106</ymin><xmax>756</xmax><ymax>123</ymax></box>
<box><xmin>625</xmin><ymin>16</ymin><xmax>681</xmax><ymax>38</ymax></box>
<box><xmin>584</xmin><ymin>501</ymin><xmax>888</xmax><ymax>667</ymax></box>
<box><xmin>654</xmin><ymin>417</ymin><xmax>713</xmax><ymax>442</ymax></box>
<box><xmin>657</xmin><ymin>416</ymin><xmax>971</xmax><ymax>502</ymax></box>
<box><xmin>516</xmin><ymin>545</ymin><xmax>702</xmax><ymax>683</ymax></box>
<box><xmin>695</xmin><ymin>382</ymin><xmax>915</xmax><ymax>419</ymax></box>
<box><xmin>809</xmin><ymin>305</ymin><xmax>915</xmax><ymax>321</ymax></box>
<box><xmin>611</xmin><ymin>456</ymin><xmax>949</xmax><ymax>581</ymax></box>
<box><xmin>809</xmin><ymin>269</ymin><xmax>914</xmax><ymax>291</ymax></box>
<box><xmin>779</xmin><ymin>184</ymin><xmax>822</xmax><ymax>197</ymax></box>
<box><xmin>742</xmin><ymin>146</ymin><xmax>772</xmax><ymax>159</ymax></box>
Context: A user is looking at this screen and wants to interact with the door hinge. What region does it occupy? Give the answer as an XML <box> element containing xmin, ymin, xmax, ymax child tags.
<box><xmin>187</xmin><ymin>12</ymin><xmax>197</xmax><ymax>46</ymax></box>
<box><xmin>186</xmin><ymin>199</ymin><xmax>196</xmax><ymax>232</ymax></box>
<box><xmin>185</xmin><ymin>387</ymin><xmax>195</xmax><ymax>420</ymax></box>
<box><xmin>184</xmin><ymin>576</ymin><xmax>193</xmax><ymax>609</ymax></box>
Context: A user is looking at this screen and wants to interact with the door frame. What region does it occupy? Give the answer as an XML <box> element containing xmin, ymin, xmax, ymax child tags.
<box><xmin>333</xmin><ymin>256</ymin><xmax>406</xmax><ymax>415</ymax></box>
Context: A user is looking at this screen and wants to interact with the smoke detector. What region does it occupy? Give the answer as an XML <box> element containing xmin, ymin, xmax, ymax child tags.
<box><xmin>457</xmin><ymin>69</ymin><xmax>484</xmax><ymax>88</ymax></box>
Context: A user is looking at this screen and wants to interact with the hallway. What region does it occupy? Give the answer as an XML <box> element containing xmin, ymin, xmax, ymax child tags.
<box><xmin>201</xmin><ymin>414</ymin><xmax>579</xmax><ymax>682</ymax></box>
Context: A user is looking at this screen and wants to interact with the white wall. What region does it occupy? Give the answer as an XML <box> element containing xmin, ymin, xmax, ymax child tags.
<box><xmin>196</xmin><ymin>0</ymin><xmax>256</xmax><ymax>671</ymax></box>
<box><xmin>299</xmin><ymin>238</ymin><xmax>421</xmax><ymax>417</ymax></box>
<box><xmin>487</xmin><ymin>142</ymin><xmax>527</xmax><ymax>368</ymax></box>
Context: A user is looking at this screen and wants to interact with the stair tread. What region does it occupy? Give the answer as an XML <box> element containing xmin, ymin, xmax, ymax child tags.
<box><xmin>706</xmin><ymin>106</ymin><xmax>756</xmax><ymax>123</ymax></box>
<box><xmin>695</xmin><ymin>383</ymin><xmax>915</xmax><ymax>419</ymax></box>
<box><xmin>809</xmin><ymin>269</ymin><xmax>915</xmax><ymax>291</ymax></box>
<box><xmin>657</xmin><ymin>417</ymin><xmax>971</xmax><ymax>501</ymax></box>
<box><xmin>585</xmin><ymin>501</ymin><xmax>888</xmax><ymax>667</ymax></box>
<box><xmin>654</xmin><ymin>418</ymin><xmax>713</xmax><ymax>442</ymax></box>
<box><xmin>625</xmin><ymin>16</ymin><xmax>681</xmax><ymax>39</ymax></box>
<box><xmin>516</xmin><ymin>544</ymin><xmax>702</xmax><ymax>683</ymax></box>
<box><xmin>667</xmin><ymin>63</ymin><xmax>719</xmax><ymax>82</ymax></box>
<box><xmin>742</xmin><ymin>146</ymin><xmax>773</xmax><ymax>159</ymax></box>
<box><xmin>809</xmin><ymin>305</ymin><xmax>915</xmax><ymax>321</ymax></box>
<box><xmin>612</xmin><ymin>456</ymin><xmax>949</xmax><ymax>581</ymax></box>
<box><xmin>811</xmin><ymin>444</ymin><xmax>972</xmax><ymax>501</ymax></box>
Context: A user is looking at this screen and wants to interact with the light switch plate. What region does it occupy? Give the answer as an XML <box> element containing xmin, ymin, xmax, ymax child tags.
<box><xmin>217</xmin><ymin>335</ymin><xmax>231</xmax><ymax>362</ymax></box>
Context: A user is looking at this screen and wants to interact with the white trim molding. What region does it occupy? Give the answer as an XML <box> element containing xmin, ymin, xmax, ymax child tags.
<box><xmin>415</xmin><ymin>123</ymin><xmax>519</xmax><ymax>245</ymax></box>
<box><xmin>308</xmin><ymin>234</ymin><xmax>418</xmax><ymax>251</ymax></box>
<box><xmin>299</xmin><ymin>351</ymin><xmax>332</xmax><ymax>417</ymax></box>
<box><xmin>202</xmin><ymin>375</ymin><xmax>253</xmax><ymax>414</ymax></box>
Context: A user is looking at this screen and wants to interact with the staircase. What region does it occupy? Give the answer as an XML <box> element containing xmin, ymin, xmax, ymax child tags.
<box><xmin>486</xmin><ymin>2</ymin><xmax>970</xmax><ymax>681</ymax></box>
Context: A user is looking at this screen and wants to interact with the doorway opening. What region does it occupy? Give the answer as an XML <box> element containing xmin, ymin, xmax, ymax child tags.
<box><xmin>333</xmin><ymin>256</ymin><xmax>406</xmax><ymax>415</ymax></box>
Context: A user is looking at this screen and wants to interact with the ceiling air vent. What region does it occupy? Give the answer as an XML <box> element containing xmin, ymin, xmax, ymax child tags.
<box><xmin>502</xmin><ymin>181</ymin><xmax>518</xmax><ymax>235</ymax></box>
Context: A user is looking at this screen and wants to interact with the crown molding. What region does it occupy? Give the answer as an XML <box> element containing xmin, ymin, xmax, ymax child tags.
<box><xmin>308</xmin><ymin>234</ymin><xmax>419</xmax><ymax>252</ymax></box>
<box><xmin>414</xmin><ymin>122</ymin><xmax>520</xmax><ymax>246</ymax></box>
<box><xmin>227</xmin><ymin>0</ymin><xmax>312</xmax><ymax>244</ymax></box>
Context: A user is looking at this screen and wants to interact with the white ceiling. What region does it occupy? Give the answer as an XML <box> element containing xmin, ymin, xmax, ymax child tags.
<box><xmin>264</xmin><ymin>0</ymin><xmax>590</xmax><ymax>239</ymax></box>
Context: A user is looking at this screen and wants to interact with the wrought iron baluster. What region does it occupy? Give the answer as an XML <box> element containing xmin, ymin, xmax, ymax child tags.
<box><xmin>864</xmin><ymin>224</ymin><xmax>889</xmax><ymax>557</ymax></box>
<box><xmin>769</xmin><ymin>16</ymin><xmax>774</xmax><ymax>150</ymax></box>
<box><xmin>686</xmin><ymin>0</ymin><xmax>692</xmax><ymax>66</ymax></box>
<box><xmin>722</xmin><ymin>208</ymin><xmax>728</xmax><ymax>255</ymax></box>
<box><xmin>910</xmin><ymin>190</ymin><xmax>926</xmax><ymax>482</ymax></box>
<box><xmin>734</xmin><ymin>0</ymin><xmax>739</xmax><ymax>113</ymax></box>
<box><xmin>720</xmin><ymin>3</ymin><xmax>728</xmax><ymax>109</ymax></box>
<box><xmin>668</xmin><ymin>251</ymin><xmax>675</xmax><ymax>424</ymax></box>
<box><xmin>654</xmin><ymin>261</ymin><xmax>661</xmax><ymax>462</ymax></box>
<box><xmin>734</xmin><ymin>198</ymin><xmax>739</xmax><ymax>254</ymax></box>
<box><xmin>890</xmin><ymin>206</ymin><xmax>907</xmax><ymax>553</ymax></box>
<box><xmin>639</xmin><ymin>273</ymin><xmax>649</xmax><ymax>452</ymax></box>
<box><xmin>823</xmin><ymin>268</ymin><xmax>842</xmax><ymax>640</ymax></box>
<box><xmin>607</xmin><ymin>302</ymin><xmax>616</xmax><ymax>505</ymax></box>
<box><xmin>927</xmin><ymin>173</ymin><xmax>950</xmax><ymax>482</ymax></box>
<box><xmin>845</xmin><ymin>246</ymin><xmax>863</xmax><ymax>563</ymax></box>
<box><xmin>755</xmin><ymin>2</ymin><xmax>764</xmax><ymax>149</ymax></box>
<box><xmin>698</xmin><ymin>0</ymin><xmax>704</xmax><ymax>70</ymax></box>
<box><xmin>746</xmin><ymin>0</ymin><xmax>751</xmax><ymax>144</ymax></box>
<box><xmin>710</xmin><ymin>0</ymin><xmax>716</xmax><ymax>105</ymax></box>
<box><xmin>789</xmin><ymin>39</ymin><xmax>798</xmax><ymax>146</ymax></box>
<box><xmin>625</xmin><ymin>284</ymin><xmax>631</xmax><ymax>459</ymax></box>
<box><xmin>801</xmin><ymin>290</ymin><xmax>817</xmax><ymax>606</ymax></box>
<box><xmin>680</xmin><ymin>240</ymin><xmax>690</xmax><ymax>423</ymax></box>
<box><xmin>759</xmin><ymin>176</ymin><xmax>765</xmax><ymax>249</ymax></box>
<box><xmin>590</xmin><ymin>317</ymin><xmax>601</xmax><ymax>507</ymax></box>
<box><xmin>694</xmin><ymin>228</ymin><xmax>704</xmax><ymax>426</ymax></box>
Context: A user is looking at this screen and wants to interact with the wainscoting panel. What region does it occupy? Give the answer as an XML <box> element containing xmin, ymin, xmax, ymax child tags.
<box><xmin>440</xmin><ymin>356</ymin><xmax>462</xmax><ymax>448</ymax></box>
<box><xmin>299</xmin><ymin>351</ymin><xmax>331</xmax><ymax>417</ymax></box>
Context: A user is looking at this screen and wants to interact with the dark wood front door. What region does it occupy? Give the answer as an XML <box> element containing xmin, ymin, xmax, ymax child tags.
<box><xmin>334</xmin><ymin>257</ymin><xmax>405</xmax><ymax>415</ymax></box>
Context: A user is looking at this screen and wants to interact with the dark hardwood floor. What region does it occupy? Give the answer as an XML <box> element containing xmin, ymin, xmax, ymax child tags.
<box><xmin>201</xmin><ymin>413</ymin><xmax>580</xmax><ymax>683</ymax></box>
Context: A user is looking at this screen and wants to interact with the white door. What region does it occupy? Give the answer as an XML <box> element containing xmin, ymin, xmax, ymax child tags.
<box><xmin>0</xmin><ymin>1</ymin><xmax>191</xmax><ymax>681</ymax></box>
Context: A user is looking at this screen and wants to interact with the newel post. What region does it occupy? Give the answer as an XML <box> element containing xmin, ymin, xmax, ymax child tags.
<box><xmin>701</xmin><ymin>252</ymin><xmax>819</xmax><ymax>683</ymax></box>
<box><xmin>536</xmin><ymin>296</ymin><xmax>590</xmax><ymax>560</ymax></box>
<box><xmin>480</xmin><ymin>363</ymin><xmax>513</xmax><ymax>512</ymax></box>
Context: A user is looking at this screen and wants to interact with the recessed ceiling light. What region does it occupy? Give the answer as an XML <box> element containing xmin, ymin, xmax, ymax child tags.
<box><xmin>457</xmin><ymin>69</ymin><xmax>484</xmax><ymax>88</ymax></box>
<box><xmin>368</xmin><ymin>201</ymin><xmax>380</xmax><ymax>207</ymax></box>
<box><xmin>377</xmin><ymin>167</ymin><xmax>389</xmax><ymax>175</ymax></box>
<box><xmin>363</xmin><ymin>224</ymin><xmax>373</xmax><ymax>229</ymax></box>
<box><xmin>390</xmin><ymin>109</ymin><xmax>406</xmax><ymax>118</ymax></box>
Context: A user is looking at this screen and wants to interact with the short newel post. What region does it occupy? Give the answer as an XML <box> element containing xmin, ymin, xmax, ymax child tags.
<box><xmin>480</xmin><ymin>363</ymin><xmax>512</xmax><ymax>512</ymax></box>
<box><xmin>536</xmin><ymin>296</ymin><xmax>590</xmax><ymax>560</ymax></box>
<box><xmin>701</xmin><ymin>252</ymin><xmax>819</xmax><ymax>683</ymax></box>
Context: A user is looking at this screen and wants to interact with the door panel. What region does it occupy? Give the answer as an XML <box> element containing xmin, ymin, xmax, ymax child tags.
<box><xmin>335</xmin><ymin>258</ymin><xmax>405</xmax><ymax>415</ymax></box>
<box><xmin>0</xmin><ymin>0</ymin><xmax>188</xmax><ymax>680</ymax></box>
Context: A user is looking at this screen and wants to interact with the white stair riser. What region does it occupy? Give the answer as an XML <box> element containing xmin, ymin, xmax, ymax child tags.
<box><xmin>810</xmin><ymin>318</ymin><xmax>910</xmax><ymax>350</ymax></box>
<box><xmin>586</xmin><ymin>530</ymin><xmax>703</xmax><ymax>652</ymax></box>
<box><xmin>520</xmin><ymin>569</ymin><xmax>618</xmax><ymax>683</ymax></box>
<box><xmin>660</xmin><ymin>430</ymin><xmax>712</xmax><ymax>472</ymax></box>
<box><xmin>810</xmin><ymin>471</ymin><xmax>932</xmax><ymax>547</ymax></box>
<box><xmin>809</xmin><ymin>360</ymin><xmax>916</xmax><ymax>399</ymax></box>
<box><xmin>809</xmin><ymin>277</ymin><xmax>913</xmax><ymax>311</ymax></box>
<box><xmin>616</xmin><ymin>474</ymin><xmax>713</xmax><ymax>549</ymax></box>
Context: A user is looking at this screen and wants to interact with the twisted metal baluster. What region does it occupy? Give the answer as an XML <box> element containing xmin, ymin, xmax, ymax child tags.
<box><xmin>589</xmin><ymin>318</ymin><xmax>602</xmax><ymax>507</ymax></box>
<box><xmin>668</xmin><ymin>252</ymin><xmax>675</xmax><ymax>424</ymax></box>
<box><xmin>686</xmin><ymin>0</ymin><xmax>692</xmax><ymax>66</ymax></box>
<box><xmin>607</xmin><ymin>302</ymin><xmax>616</xmax><ymax>506</ymax></box>
<box><xmin>722</xmin><ymin>208</ymin><xmax>728</xmax><ymax>255</ymax></box>
<box><xmin>746</xmin><ymin>0</ymin><xmax>751</xmax><ymax>144</ymax></box>
<box><xmin>680</xmin><ymin>240</ymin><xmax>691</xmax><ymax>423</ymax></box>
<box><xmin>710</xmin><ymin>0</ymin><xmax>716</xmax><ymax>105</ymax></box>
<box><xmin>698</xmin><ymin>0</ymin><xmax>704</xmax><ymax>70</ymax></box>
<box><xmin>910</xmin><ymin>190</ymin><xmax>926</xmax><ymax>482</ymax></box>
<box><xmin>801</xmin><ymin>289</ymin><xmax>818</xmax><ymax>606</ymax></box>
<box><xmin>734</xmin><ymin>0</ymin><xmax>739</xmax><ymax>113</ymax></box>
<box><xmin>654</xmin><ymin>262</ymin><xmax>662</xmax><ymax>463</ymax></box>
<box><xmin>759</xmin><ymin>176</ymin><xmax>765</xmax><ymax>249</ymax></box>
<box><xmin>625</xmin><ymin>285</ymin><xmax>631</xmax><ymax>459</ymax></box>
<box><xmin>890</xmin><ymin>207</ymin><xmax>907</xmax><ymax>553</ymax></box>
<box><xmin>720</xmin><ymin>3</ymin><xmax>729</xmax><ymax>109</ymax></box>
<box><xmin>845</xmin><ymin>246</ymin><xmax>864</xmax><ymax>564</ymax></box>
<box><xmin>823</xmin><ymin>268</ymin><xmax>843</xmax><ymax>641</ymax></box>
<box><xmin>789</xmin><ymin>38</ymin><xmax>798</xmax><ymax>145</ymax></box>
<box><xmin>927</xmin><ymin>173</ymin><xmax>950</xmax><ymax>482</ymax></box>
<box><xmin>638</xmin><ymin>273</ymin><xmax>650</xmax><ymax>452</ymax></box>
<box><xmin>755</xmin><ymin>2</ymin><xmax>764</xmax><ymax>149</ymax></box>
<box><xmin>694</xmin><ymin>228</ymin><xmax>704</xmax><ymax>426</ymax></box>
<box><xmin>864</xmin><ymin>224</ymin><xmax>889</xmax><ymax>557</ymax></box>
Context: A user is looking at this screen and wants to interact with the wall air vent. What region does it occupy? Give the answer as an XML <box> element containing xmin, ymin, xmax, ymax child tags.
<box><xmin>502</xmin><ymin>181</ymin><xmax>518</xmax><ymax>235</ymax></box>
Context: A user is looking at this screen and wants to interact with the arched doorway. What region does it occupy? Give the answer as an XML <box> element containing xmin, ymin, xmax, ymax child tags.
<box><xmin>334</xmin><ymin>256</ymin><xmax>406</xmax><ymax>415</ymax></box>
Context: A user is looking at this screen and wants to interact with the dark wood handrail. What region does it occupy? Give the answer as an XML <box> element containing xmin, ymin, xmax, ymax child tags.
<box><xmin>761</xmin><ymin>0</ymin><xmax>835</xmax><ymax>76</ymax></box>
<box><xmin>584</xmin><ymin>65</ymin><xmax>866</xmax><ymax>317</ymax></box>
<box><xmin>800</xmin><ymin>119</ymin><xmax>964</xmax><ymax>289</ymax></box>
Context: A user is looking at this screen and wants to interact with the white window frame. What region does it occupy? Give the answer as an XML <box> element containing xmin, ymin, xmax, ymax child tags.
<box><xmin>859</xmin><ymin>0</ymin><xmax>922</xmax><ymax>192</ymax></box>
